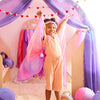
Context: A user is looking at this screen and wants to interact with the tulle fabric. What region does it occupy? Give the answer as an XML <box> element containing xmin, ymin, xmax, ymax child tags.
<box><xmin>17</xmin><ymin>55</ymin><xmax>44</xmax><ymax>81</ymax></box>
<box><xmin>26</xmin><ymin>16</ymin><xmax>44</xmax><ymax>62</ymax></box>
<box><xmin>17</xmin><ymin>16</ymin><xmax>44</xmax><ymax>81</ymax></box>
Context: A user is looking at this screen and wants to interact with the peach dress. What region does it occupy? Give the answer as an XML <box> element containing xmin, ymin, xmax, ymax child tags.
<box><xmin>42</xmin><ymin>34</ymin><xmax>63</xmax><ymax>91</ymax></box>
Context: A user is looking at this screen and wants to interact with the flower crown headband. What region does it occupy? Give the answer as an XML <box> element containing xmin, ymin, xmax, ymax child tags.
<box><xmin>44</xmin><ymin>18</ymin><xmax>57</xmax><ymax>27</ymax></box>
<box><xmin>45</xmin><ymin>21</ymin><xmax>57</xmax><ymax>27</ymax></box>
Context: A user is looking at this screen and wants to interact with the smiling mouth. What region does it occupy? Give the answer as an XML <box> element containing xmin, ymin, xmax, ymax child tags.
<box><xmin>50</xmin><ymin>31</ymin><xmax>54</xmax><ymax>33</ymax></box>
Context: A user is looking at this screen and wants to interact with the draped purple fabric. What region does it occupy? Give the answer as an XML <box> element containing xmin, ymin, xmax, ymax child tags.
<box><xmin>0</xmin><ymin>0</ymin><xmax>32</xmax><ymax>27</ymax></box>
<box><xmin>73</xmin><ymin>1</ymin><xmax>100</xmax><ymax>92</ymax></box>
<box><xmin>84</xmin><ymin>30</ymin><xmax>100</xmax><ymax>93</ymax></box>
<box><xmin>76</xmin><ymin>2</ymin><xmax>100</xmax><ymax>93</ymax></box>
<box><xmin>44</xmin><ymin>0</ymin><xmax>88</xmax><ymax>29</ymax></box>
<box><xmin>43</xmin><ymin>0</ymin><xmax>100</xmax><ymax>92</ymax></box>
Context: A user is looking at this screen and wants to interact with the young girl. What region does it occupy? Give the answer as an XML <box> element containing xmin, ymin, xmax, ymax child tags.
<box><xmin>17</xmin><ymin>11</ymin><xmax>73</xmax><ymax>100</ymax></box>
<box><xmin>37</xmin><ymin>11</ymin><xmax>73</xmax><ymax>100</ymax></box>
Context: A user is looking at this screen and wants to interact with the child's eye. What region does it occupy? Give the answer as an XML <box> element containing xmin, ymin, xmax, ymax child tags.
<box><xmin>48</xmin><ymin>26</ymin><xmax>51</xmax><ymax>28</ymax></box>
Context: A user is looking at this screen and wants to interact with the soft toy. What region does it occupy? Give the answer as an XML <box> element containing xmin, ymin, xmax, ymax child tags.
<box><xmin>74</xmin><ymin>87</ymin><xmax>95</xmax><ymax>100</ymax></box>
<box><xmin>61</xmin><ymin>93</ymin><xmax>73</xmax><ymax>100</ymax></box>
<box><xmin>0</xmin><ymin>88</ymin><xmax>15</xmax><ymax>100</ymax></box>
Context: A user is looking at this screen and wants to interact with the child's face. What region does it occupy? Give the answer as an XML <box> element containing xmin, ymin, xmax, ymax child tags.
<box><xmin>1</xmin><ymin>54</ymin><xmax>5</xmax><ymax>58</ymax></box>
<box><xmin>45</xmin><ymin>23</ymin><xmax>56</xmax><ymax>35</ymax></box>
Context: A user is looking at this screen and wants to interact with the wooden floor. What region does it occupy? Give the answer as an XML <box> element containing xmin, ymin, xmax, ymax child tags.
<box><xmin>3</xmin><ymin>73</ymin><xmax>72</xmax><ymax>100</ymax></box>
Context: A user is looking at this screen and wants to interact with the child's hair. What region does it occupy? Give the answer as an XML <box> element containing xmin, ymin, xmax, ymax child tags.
<box><xmin>0</xmin><ymin>52</ymin><xmax>8</xmax><ymax>58</ymax></box>
<box><xmin>44</xmin><ymin>18</ymin><xmax>58</xmax><ymax>25</ymax></box>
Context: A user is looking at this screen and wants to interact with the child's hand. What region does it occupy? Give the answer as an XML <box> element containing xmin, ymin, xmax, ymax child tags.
<box><xmin>37</xmin><ymin>10</ymin><xmax>42</xmax><ymax>18</ymax></box>
<box><xmin>67</xmin><ymin>14</ymin><xmax>74</xmax><ymax>19</ymax></box>
<box><xmin>63</xmin><ymin>14</ymin><xmax>74</xmax><ymax>23</ymax></box>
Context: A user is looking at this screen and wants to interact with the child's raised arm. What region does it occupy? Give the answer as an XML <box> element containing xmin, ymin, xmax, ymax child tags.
<box><xmin>56</xmin><ymin>14</ymin><xmax>74</xmax><ymax>35</ymax></box>
<box><xmin>37</xmin><ymin>10</ymin><xmax>46</xmax><ymax>40</ymax></box>
<box><xmin>37</xmin><ymin>10</ymin><xmax>42</xmax><ymax>18</ymax></box>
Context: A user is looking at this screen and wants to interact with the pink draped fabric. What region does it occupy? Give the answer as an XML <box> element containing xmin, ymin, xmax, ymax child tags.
<box><xmin>17</xmin><ymin>16</ymin><xmax>44</xmax><ymax>81</ymax></box>
<box><xmin>26</xmin><ymin>17</ymin><xmax>44</xmax><ymax>62</ymax></box>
